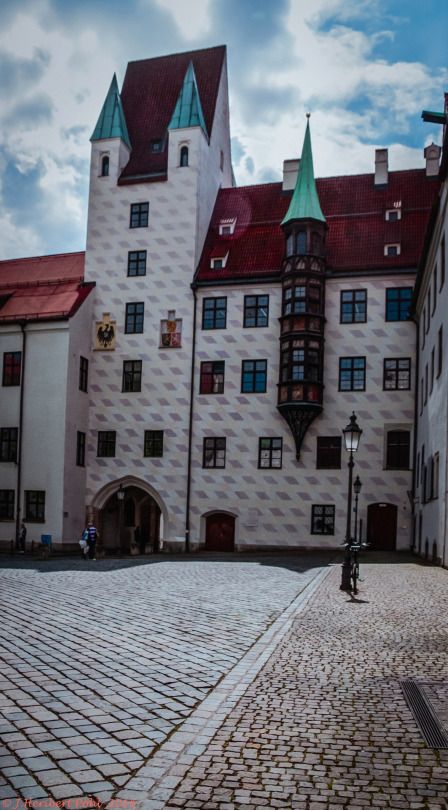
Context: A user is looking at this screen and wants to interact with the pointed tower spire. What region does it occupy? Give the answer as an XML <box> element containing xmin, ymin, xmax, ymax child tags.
<box><xmin>282</xmin><ymin>116</ymin><xmax>325</xmax><ymax>226</ymax></box>
<box><xmin>91</xmin><ymin>74</ymin><xmax>131</xmax><ymax>149</ymax></box>
<box><xmin>168</xmin><ymin>62</ymin><xmax>208</xmax><ymax>136</ymax></box>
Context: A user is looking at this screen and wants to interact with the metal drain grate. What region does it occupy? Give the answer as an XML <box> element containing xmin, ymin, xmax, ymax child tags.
<box><xmin>400</xmin><ymin>679</ymin><xmax>448</xmax><ymax>749</ymax></box>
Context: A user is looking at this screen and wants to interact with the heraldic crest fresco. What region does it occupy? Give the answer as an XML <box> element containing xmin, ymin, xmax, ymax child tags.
<box><xmin>95</xmin><ymin>313</ymin><xmax>116</xmax><ymax>350</ymax></box>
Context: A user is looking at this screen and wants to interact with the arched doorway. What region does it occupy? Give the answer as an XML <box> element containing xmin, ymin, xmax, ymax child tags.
<box><xmin>367</xmin><ymin>503</ymin><xmax>397</xmax><ymax>550</ymax></box>
<box><xmin>92</xmin><ymin>478</ymin><xmax>165</xmax><ymax>555</ymax></box>
<box><xmin>205</xmin><ymin>512</ymin><xmax>235</xmax><ymax>551</ymax></box>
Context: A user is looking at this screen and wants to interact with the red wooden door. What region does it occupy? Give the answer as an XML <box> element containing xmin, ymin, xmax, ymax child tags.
<box><xmin>367</xmin><ymin>503</ymin><xmax>397</xmax><ymax>550</ymax></box>
<box><xmin>205</xmin><ymin>513</ymin><xmax>235</xmax><ymax>551</ymax></box>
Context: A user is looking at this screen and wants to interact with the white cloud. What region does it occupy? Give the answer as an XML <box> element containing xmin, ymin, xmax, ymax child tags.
<box><xmin>150</xmin><ymin>0</ymin><xmax>211</xmax><ymax>39</ymax></box>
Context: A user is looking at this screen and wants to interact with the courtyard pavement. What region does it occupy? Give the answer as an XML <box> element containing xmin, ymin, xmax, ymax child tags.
<box><xmin>0</xmin><ymin>552</ymin><xmax>331</xmax><ymax>806</ymax></box>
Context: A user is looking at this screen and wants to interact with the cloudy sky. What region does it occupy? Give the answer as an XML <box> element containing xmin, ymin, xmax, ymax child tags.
<box><xmin>0</xmin><ymin>0</ymin><xmax>447</xmax><ymax>260</ymax></box>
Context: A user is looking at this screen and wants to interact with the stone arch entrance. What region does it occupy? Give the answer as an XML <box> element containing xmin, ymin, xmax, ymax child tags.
<box><xmin>91</xmin><ymin>477</ymin><xmax>166</xmax><ymax>555</ymax></box>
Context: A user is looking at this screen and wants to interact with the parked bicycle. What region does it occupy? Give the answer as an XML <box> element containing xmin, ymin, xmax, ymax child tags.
<box><xmin>342</xmin><ymin>540</ymin><xmax>369</xmax><ymax>594</ymax></box>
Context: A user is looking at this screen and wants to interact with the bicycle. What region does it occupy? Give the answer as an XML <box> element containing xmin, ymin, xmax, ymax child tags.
<box><xmin>342</xmin><ymin>540</ymin><xmax>368</xmax><ymax>594</ymax></box>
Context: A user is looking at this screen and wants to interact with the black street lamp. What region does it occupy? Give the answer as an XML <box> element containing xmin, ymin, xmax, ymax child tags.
<box><xmin>117</xmin><ymin>483</ymin><xmax>125</xmax><ymax>554</ymax></box>
<box><xmin>353</xmin><ymin>475</ymin><xmax>362</xmax><ymax>542</ymax></box>
<box><xmin>340</xmin><ymin>412</ymin><xmax>363</xmax><ymax>591</ymax></box>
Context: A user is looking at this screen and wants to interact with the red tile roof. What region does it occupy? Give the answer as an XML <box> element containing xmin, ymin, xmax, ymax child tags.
<box><xmin>0</xmin><ymin>252</ymin><xmax>92</xmax><ymax>322</ymax></box>
<box><xmin>119</xmin><ymin>46</ymin><xmax>226</xmax><ymax>183</ymax></box>
<box><xmin>195</xmin><ymin>169</ymin><xmax>440</xmax><ymax>282</ymax></box>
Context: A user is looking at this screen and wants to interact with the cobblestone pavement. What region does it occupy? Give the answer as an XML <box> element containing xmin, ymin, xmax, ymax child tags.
<box><xmin>164</xmin><ymin>560</ymin><xmax>448</xmax><ymax>810</ymax></box>
<box><xmin>0</xmin><ymin>552</ymin><xmax>330</xmax><ymax>805</ymax></box>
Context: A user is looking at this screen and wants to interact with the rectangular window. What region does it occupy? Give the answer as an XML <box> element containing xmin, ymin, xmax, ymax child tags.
<box><xmin>203</xmin><ymin>437</ymin><xmax>226</xmax><ymax>468</ymax></box>
<box><xmin>122</xmin><ymin>360</ymin><xmax>142</xmax><ymax>392</ymax></box>
<box><xmin>424</xmin><ymin>364</ymin><xmax>428</xmax><ymax>404</ymax></box>
<box><xmin>0</xmin><ymin>489</ymin><xmax>14</xmax><ymax>521</ymax></box>
<box><xmin>243</xmin><ymin>295</ymin><xmax>269</xmax><ymax>328</ymax></box>
<box><xmin>433</xmin><ymin>266</ymin><xmax>437</xmax><ymax>313</ymax></box>
<box><xmin>79</xmin><ymin>356</ymin><xmax>89</xmax><ymax>392</ymax></box>
<box><xmin>200</xmin><ymin>361</ymin><xmax>225</xmax><ymax>394</ymax></box>
<box><xmin>144</xmin><ymin>430</ymin><xmax>164</xmax><ymax>457</ymax></box>
<box><xmin>258</xmin><ymin>437</ymin><xmax>282</xmax><ymax>469</ymax></box>
<box><xmin>130</xmin><ymin>202</ymin><xmax>149</xmax><ymax>228</ymax></box>
<box><xmin>386</xmin><ymin>430</ymin><xmax>410</xmax><ymax>470</ymax></box>
<box><xmin>202</xmin><ymin>297</ymin><xmax>227</xmax><ymax>330</ymax></box>
<box><xmin>0</xmin><ymin>428</ymin><xmax>18</xmax><ymax>462</ymax></box>
<box><xmin>316</xmin><ymin>437</ymin><xmax>341</xmax><ymax>469</ymax></box>
<box><xmin>127</xmin><ymin>250</ymin><xmax>147</xmax><ymax>277</ymax></box>
<box><xmin>433</xmin><ymin>452</ymin><xmax>440</xmax><ymax>500</ymax></box>
<box><xmin>97</xmin><ymin>431</ymin><xmax>116</xmax><ymax>457</ymax></box>
<box><xmin>76</xmin><ymin>431</ymin><xmax>86</xmax><ymax>467</ymax></box>
<box><xmin>339</xmin><ymin>357</ymin><xmax>366</xmax><ymax>391</ymax></box>
<box><xmin>125</xmin><ymin>302</ymin><xmax>144</xmax><ymax>334</ymax></box>
<box><xmin>385</xmin><ymin>288</ymin><xmax>412</xmax><ymax>321</ymax></box>
<box><xmin>383</xmin><ymin>358</ymin><xmax>411</xmax><ymax>390</ymax></box>
<box><xmin>340</xmin><ymin>290</ymin><xmax>367</xmax><ymax>323</ymax></box>
<box><xmin>430</xmin><ymin>348</ymin><xmax>435</xmax><ymax>394</ymax></box>
<box><xmin>2</xmin><ymin>352</ymin><xmax>21</xmax><ymax>386</ymax></box>
<box><xmin>311</xmin><ymin>504</ymin><xmax>335</xmax><ymax>535</ymax></box>
<box><xmin>25</xmin><ymin>490</ymin><xmax>45</xmax><ymax>522</ymax></box>
<box><xmin>241</xmin><ymin>360</ymin><xmax>267</xmax><ymax>393</ymax></box>
<box><xmin>426</xmin><ymin>288</ymin><xmax>431</xmax><ymax>332</ymax></box>
<box><xmin>438</xmin><ymin>326</ymin><xmax>443</xmax><ymax>377</ymax></box>
<box><xmin>420</xmin><ymin>377</ymin><xmax>424</xmax><ymax>414</ymax></box>
<box><xmin>441</xmin><ymin>235</ymin><xmax>445</xmax><ymax>290</ymax></box>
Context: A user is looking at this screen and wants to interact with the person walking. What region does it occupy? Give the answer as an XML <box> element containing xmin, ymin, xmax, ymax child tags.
<box><xmin>85</xmin><ymin>522</ymin><xmax>98</xmax><ymax>560</ymax></box>
<box><xmin>19</xmin><ymin>523</ymin><xmax>26</xmax><ymax>553</ymax></box>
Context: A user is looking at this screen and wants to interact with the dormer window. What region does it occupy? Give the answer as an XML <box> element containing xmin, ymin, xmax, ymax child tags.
<box><xmin>150</xmin><ymin>139</ymin><xmax>163</xmax><ymax>153</ymax></box>
<box><xmin>385</xmin><ymin>208</ymin><xmax>401</xmax><ymax>222</ymax></box>
<box><xmin>180</xmin><ymin>145</ymin><xmax>189</xmax><ymax>167</ymax></box>
<box><xmin>219</xmin><ymin>218</ymin><xmax>236</xmax><ymax>236</ymax></box>
<box><xmin>100</xmin><ymin>155</ymin><xmax>109</xmax><ymax>177</ymax></box>
<box><xmin>384</xmin><ymin>243</ymin><xmax>401</xmax><ymax>257</ymax></box>
<box><xmin>211</xmin><ymin>252</ymin><xmax>229</xmax><ymax>270</ymax></box>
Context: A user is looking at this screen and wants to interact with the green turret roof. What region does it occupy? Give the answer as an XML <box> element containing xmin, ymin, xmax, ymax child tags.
<box><xmin>91</xmin><ymin>74</ymin><xmax>131</xmax><ymax>148</ymax></box>
<box><xmin>281</xmin><ymin>117</ymin><xmax>325</xmax><ymax>226</ymax></box>
<box><xmin>168</xmin><ymin>62</ymin><xmax>208</xmax><ymax>136</ymax></box>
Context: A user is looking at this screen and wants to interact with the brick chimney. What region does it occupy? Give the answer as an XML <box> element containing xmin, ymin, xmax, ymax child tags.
<box><xmin>424</xmin><ymin>143</ymin><xmax>441</xmax><ymax>176</ymax></box>
<box><xmin>375</xmin><ymin>148</ymin><xmax>388</xmax><ymax>186</ymax></box>
<box><xmin>282</xmin><ymin>159</ymin><xmax>300</xmax><ymax>191</ymax></box>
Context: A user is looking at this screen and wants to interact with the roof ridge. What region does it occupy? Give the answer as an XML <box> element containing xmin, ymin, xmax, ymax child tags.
<box><xmin>127</xmin><ymin>45</ymin><xmax>226</xmax><ymax>67</ymax></box>
<box><xmin>0</xmin><ymin>251</ymin><xmax>85</xmax><ymax>266</ymax></box>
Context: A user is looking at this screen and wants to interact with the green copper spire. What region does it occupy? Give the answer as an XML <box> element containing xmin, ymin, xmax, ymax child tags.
<box><xmin>168</xmin><ymin>62</ymin><xmax>208</xmax><ymax>136</ymax></box>
<box><xmin>91</xmin><ymin>74</ymin><xmax>131</xmax><ymax>148</ymax></box>
<box><xmin>281</xmin><ymin>116</ymin><xmax>325</xmax><ymax>226</ymax></box>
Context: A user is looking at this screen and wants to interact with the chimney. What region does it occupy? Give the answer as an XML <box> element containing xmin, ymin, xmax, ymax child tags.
<box><xmin>375</xmin><ymin>148</ymin><xmax>388</xmax><ymax>186</ymax></box>
<box><xmin>282</xmin><ymin>158</ymin><xmax>300</xmax><ymax>191</ymax></box>
<box><xmin>424</xmin><ymin>143</ymin><xmax>441</xmax><ymax>176</ymax></box>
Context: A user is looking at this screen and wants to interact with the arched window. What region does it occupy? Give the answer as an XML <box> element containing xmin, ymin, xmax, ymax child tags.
<box><xmin>296</xmin><ymin>231</ymin><xmax>307</xmax><ymax>255</ymax></box>
<box><xmin>101</xmin><ymin>156</ymin><xmax>109</xmax><ymax>177</ymax></box>
<box><xmin>180</xmin><ymin>146</ymin><xmax>189</xmax><ymax>167</ymax></box>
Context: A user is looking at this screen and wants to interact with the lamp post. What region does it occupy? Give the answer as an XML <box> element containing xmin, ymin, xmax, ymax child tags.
<box><xmin>117</xmin><ymin>483</ymin><xmax>125</xmax><ymax>554</ymax></box>
<box><xmin>340</xmin><ymin>412</ymin><xmax>363</xmax><ymax>591</ymax></box>
<box><xmin>353</xmin><ymin>475</ymin><xmax>362</xmax><ymax>542</ymax></box>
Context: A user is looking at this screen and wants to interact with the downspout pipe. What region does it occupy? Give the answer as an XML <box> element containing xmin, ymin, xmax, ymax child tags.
<box><xmin>410</xmin><ymin>314</ymin><xmax>420</xmax><ymax>553</ymax></box>
<box><xmin>185</xmin><ymin>285</ymin><xmax>198</xmax><ymax>553</ymax></box>
<box><xmin>15</xmin><ymin>322</ymin><xmax>27</xmax><ymax>549</ymax></box>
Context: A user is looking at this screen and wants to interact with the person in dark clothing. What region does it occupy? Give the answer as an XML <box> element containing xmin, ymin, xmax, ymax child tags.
<box><xmin>85</xmin><ymin>522</ymin><xmax>98</xmax><ymax>560</ymax></box>
<box><xmin>19</xmin><ymin>523</ymin><xmax>26</xmax><ymax>553</ymax></box>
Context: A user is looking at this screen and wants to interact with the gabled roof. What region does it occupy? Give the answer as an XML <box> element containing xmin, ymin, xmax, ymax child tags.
<box><xmin>195</xmin><ymin>169</ymin><xmax>440</xmax><ymax>283</ymax></box>
<box><xmin>91</xmin><ymin>75</ymin><xmax>131</xmax><ymax>148</ymax></box>
<box><xmin>168</xmin><ymin>62</ymin><xmax>208</xmax><ymax>136</ymax></box>
<box><xmin>282</xmin><ymin>118</ymin><xmax>326</xmax><ymax>226</ymax></box>
<box><xmin>118</xmin><ymin>45</ymin><xmax>226</xmax><ymax>183</ymax></box>
<box><xmin>0</xmin><ymin>252</ymin><xmax>92</xmax><ymax>323</ymax></box>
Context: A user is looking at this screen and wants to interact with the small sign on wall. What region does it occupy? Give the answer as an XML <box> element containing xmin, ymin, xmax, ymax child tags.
<box><xmin>95</xmin><ymin>313</ymin><xmax>116</xmax><ymax>351</ymax></box>
<box><xmin>160</xmin><ymin>310</ymin><xmax>182</xmax><ymax>348</ymax></box>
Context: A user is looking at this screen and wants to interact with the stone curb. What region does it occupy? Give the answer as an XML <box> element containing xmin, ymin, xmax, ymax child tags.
<box><xmin>110</xmin><ymin>564</ymin><xmax>333</xmax><ymax>809</ymax></box>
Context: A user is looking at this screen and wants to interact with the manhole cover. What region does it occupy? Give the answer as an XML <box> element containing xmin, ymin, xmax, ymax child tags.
<box><xmin>400</xmin><ymin>679</ymin><xmax>448</xmax><ymax>748</ymax></box>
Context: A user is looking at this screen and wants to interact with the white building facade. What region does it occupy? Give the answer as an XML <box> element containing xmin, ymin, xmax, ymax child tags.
<box><xmin>0</xmin><ymin>47</ymin><xmax>443</xmax><ymax>557</ymax></box>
